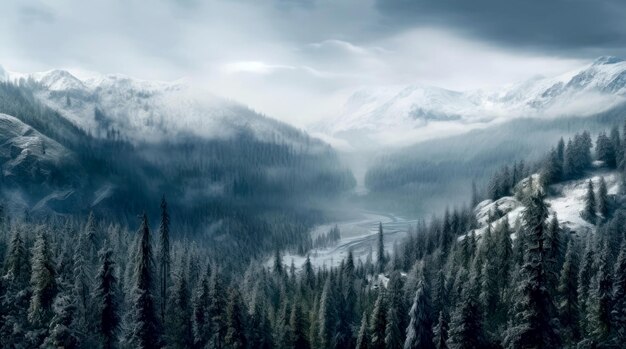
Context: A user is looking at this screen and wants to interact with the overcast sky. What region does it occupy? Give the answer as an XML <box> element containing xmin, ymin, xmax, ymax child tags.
<box><xmin>1</xmin><ymin>0</ymin><xmax>624</xmax><ymax>126</ymax></box>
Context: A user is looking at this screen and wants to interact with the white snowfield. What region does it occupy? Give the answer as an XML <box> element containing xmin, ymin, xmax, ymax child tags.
<box><xmin>467</xmin><ymin>167</ymin><xmax>619</xmax><ymax>241</ymax></box>
<box><xmin>281</xmin><ymin>211</ymin><xmax>416</xmax><ymax>271</ymax></box>
<box><xmin>0</xmin><ymin>113</ymin><xmax>73</xmax><ymax>174</ymax></box>
<box><xmin>314</xmin><ymin>56</ymin><xmax>626</xmax><ymax>148</ymax></box>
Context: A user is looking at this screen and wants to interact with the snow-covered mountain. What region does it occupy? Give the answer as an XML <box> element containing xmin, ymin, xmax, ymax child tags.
<box><xmin>0</xmin><ymin>65</ymin><xmax>355</xmax><ymax>217</ymax></box>
<box><xmin>1</xmin><ymin>67</ymin><xmax>324</xmax><ymax>152</ymax></box>
<box><xmin>315</xmin><ymin>56</ymin><xmax>626</xmax><ymax>149</ymax></box>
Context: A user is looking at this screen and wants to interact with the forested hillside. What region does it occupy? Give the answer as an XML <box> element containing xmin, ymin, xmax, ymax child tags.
<box><xmin>363</xmin><ymin>102</ymin><xmax>626</xmax><ymax>215</ymax></box>
<box><xmin>0</xmin><ymin>80</ymin><xmax>355</xmax><ymax>268</ymax></box>
<box><xmin>2</xmin><ymin>121</ymin><xmax>626</xmax><ymax>348</ymax></box>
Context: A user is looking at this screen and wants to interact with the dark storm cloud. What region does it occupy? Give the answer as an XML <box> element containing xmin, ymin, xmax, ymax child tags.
<box><xmin>0</xmin><ymin>0</ymin><xmax>599</xmax><ymax>125</ymax></box>
<box><xmin>376</xmin><ymin>0</ymin><xmax>626</xmax><ymax>56</ymax></box>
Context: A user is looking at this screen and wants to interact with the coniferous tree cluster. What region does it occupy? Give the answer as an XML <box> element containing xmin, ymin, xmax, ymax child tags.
<box><xmin>2</xmin><ymin>126</ymin><xmax>626</xmax><ymax>348</ymax></box>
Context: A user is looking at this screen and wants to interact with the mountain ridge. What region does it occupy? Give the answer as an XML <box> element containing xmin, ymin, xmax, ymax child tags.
<box><xmin>314</xmin><ymin>56</ymin><xmax>626</xmax><ymax>149</ymax></box>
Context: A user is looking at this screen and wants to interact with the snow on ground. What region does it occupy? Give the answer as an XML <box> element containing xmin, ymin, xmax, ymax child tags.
<box><xmin>464</xmin><ymin>166</ymin><xmax>620</xmax><ymax>241</ymax></box>
<box><xmin>279</xmin><ymin>211</ymin><xmax>417</xmax><ymax>271</ymax></box>
<box><xmin>275</xmin><ymin>166</ymin><xmax>620</xmax><ymax>273</ymax></box>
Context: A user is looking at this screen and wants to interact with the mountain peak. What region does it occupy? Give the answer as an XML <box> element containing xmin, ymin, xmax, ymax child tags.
<box><xmin>36</xmin><ymin>69</ymin><xmax>85</xmax><ymax>91</ymax></box>
<box><xmin>592</xmin><ymin>56</ymin><xmax>624</xmax><ymax>66</ymax></box>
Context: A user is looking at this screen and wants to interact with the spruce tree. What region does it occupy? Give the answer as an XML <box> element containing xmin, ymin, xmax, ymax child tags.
<box><xmin>158</xmin><ymin>196</ymin><xmax>171</xmax><ymax>324</ymax></box>
<box><xmin>192</xmin><ymin>268</ymin><xmax>211</xmax><ymax>347</ymax></box>
<box><xmin>225</xmin><ymin>287</ymin><xmax>247</xmax><ymax>349</ymax></box>
<box><xmin>448</xmin><ymin>278</ymin><xmax>484</xmax><ymax>349</ymax></box>
<box><xmin>433</xmin><ymin>311</ymin><xmax>449</xmax><ymax>349</ymax></box>
<box><xmin>578</xmin><ymin>237</ymin><xmax>596</xmax><ymax>336</ymax></box>
<box><xmin>557</xmin><ymin>239</ymin><xmax>580</xmax><ymax>344</ymax></box>
<box><xmin>128</xmin><ymin>213</ymin><xmax>160</xmax><ymax>349</ymax></box>
<box><xmin>318</xmin><ymin>276</ymin><xmax>337</xmax><ymax>349</ymax></box>
<box><xmin>355</xmin><ymin>311</ymin><xmax>369</xmax><ymax>349</ymax></box>
<box><xmin>3</xmin><ymin>229</ymin><xmax>29</xmax><ymax>287</ymax></box>
<box><xmin>369</xmin><ymin>288</ymin><xmax>387</xmax><ymax>349</ymax></box>
<box><xmin>208</xmin><ymin>267</ymin><xmax>227</xmax><ymax>349</ymax></box>
<box><xmin>167</xmin><ymin>270</ymin><xmax>193</xmax><ymax>349</ymax></box>
<box><xmin>596</xmin><ymin>132</ymin><xmax>617</xmax><ymax>167</ymax></box>
<box><xmin>612</xmin><ymin>241</ymin><xmax>626</xmax><ymax>341</ymax></box>
<box><xmin>95</xmin><ymin>246</ymin><xmax>118</xmax><ymax>349</ymax></box>
<box><xmin>289</xmin><ymin>300</ymin><xmax>309</xmax><ymax>349</ymax></box>
<box><xmin>504</xmin><ymin>191</ymin><xmax>560</xmax><ymax>349</ymax></box>
<box><xmin>582</xmin><ymin>179</ymin><xmax>596</xmax><ymax>222</ymax></box>
<box><xmin>386</xmin><ymin>271</ymin><xmax>406</xmax><ymax>349</ymax></box>
<box><xmin>43</xmin><ymin>293</ymin><xmax>80</xmax><ymax>349</ymax></box>
<box><xmin>597</xmin><ymin>176</ymin><xmax>609</xmax><ymax>219</ymax></box>
<box><xmin>495</xmin><ymin>217</ymin><xmax>513</xmax><ymax>297</ymax></box>
<box><xmin>546</xmin><ymin>214</ymin><xmax>562</xmax><ymax>294</ymax></box>
<box><xmin>377</xmin><ymin>222</ymin><xmax>385</xmax><ymax>274</ymax></box>
<box><xmin>404</xmin><ymin>277</ymin><xmax>435</xmax><ymax>349</ymax></box>
<box><xmin>28</xmin><ymin>231</ymin><xmax>57</xmax><ymax>326</ymax></box>
<box><xmin>592</xmin><ymin>241</ymin><xmax>613</xmax><ymax>340</ymax></box>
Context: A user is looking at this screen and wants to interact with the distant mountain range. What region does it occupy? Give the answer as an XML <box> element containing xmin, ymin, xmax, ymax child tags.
<box><xmin>314</xmin><ymin>56</ymin><xmax>626</xmax><ymax>149</ymax></box>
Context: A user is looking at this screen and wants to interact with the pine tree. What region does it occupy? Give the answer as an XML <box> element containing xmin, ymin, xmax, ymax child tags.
<box><xmin>404</xmin><ymin>277</ymin><xmax>435</xmax><ymax>349</ymax></box>
<box><xmin>611</xmin><ymin>125</ymin><xmax>622</xmax><ymax>167</ymax></box>
<box><xmin>546</xmin><ymin>214</ymin><xmax>562</xmax><ymax>294</ymax></box>
<box><xmin>557</xmin><ymin>239</ymin><xmax>580</xmax><ymax>344</ymax></box>
<box><xmin>557</xmin><ymin>137</ymin><xmax>565</xmax><ymax>164</ymax></box>
<box><xmin>582</xmin><ymin>179</ymin><xmax>597</xmax><ymax>222</ymax></box>
<box><xmin>355</xmin><ymin>311</ymin><xmax>369</xmax><ymax>349</ymax></box>
<box><xmin>73</xmin><ymin>232</ymin><xmax>92</xmax><ymax>334</ymax></box>
<box><xmin>192</xmin><ymin>268</ymin><xmax>211</xmax><ymax>347</ymax></box>
<box><xmin>225</xmin><ymin>287</ymin><xmax>247</xmax><ymax>349</ymax></box>
<box><xmin>274</xmin><ymin>249</ymin><xmax>284</xmax><ymax>276</ymax></box>
<box><xmin>504</xmin><ymin>190</ymin><xmax>560</xmax><ymax>349</ymax></box>
<box><xmin>289</xmin><ymin>301</ymin><xmax>309</xmax><ymax>349</ymax></box>
<box><xmin>612</xmin><ymin>241</ymin><xmax>626</xmax><ymax>341</ymax></box>
<box><xmin>495</xmin><ymin>217</ymin><xmax>513</xmax><ymax>298</ymax></box>
<box><xmin>432</xmin><ymin>270</ymin><xmax>447</xmax><ymax>319</ymax></box>
<box><xmin>448</xmin><ymin>278</ymin><xmax>484</xmax><ymax>349</ymax></box>
<box><xmin>208</xmin><ymin>267</ymin><xmax>227</xmax><ymax>349</ymax></box>
<box><xmin>385</xmin><ymin>271</ymin><xmax>406</xmax><ymax>349</ymax></box>
<box><xmin>377</xmin><ymin>222</ymin><xmax>385</xmax><ymax>274</ymax></box>
<box><xmin>592</xmin><ymin>241</ymin><xmax>613</xmax><ymax>340</ymax></box>
<box><xmin>596</xmin><ymin>132</ymin><xmax>617</xmax><ymax>167</ymax></box>
<box><xmin>128</xmin><ymin>213</ymin><xmax>161</xmax><ymax>349</ymax></box>
<box><xmin>43</xmin><ymin>293</ymin><xmax>80</xmax><ymax>349</ymax></box>
<box><xmin>597</xmin><ymin>176</ymin><xmax>609</xmax><ymax>219</ymax></box>
<box><xmin>166</xmin><ymin>270</ymin><xmax>193</xmax><ymax>349</ymax></box>
<box><xmin>95</xmin><ymin>246</ymin><xmax>119</xmax><ymax>349</ymax></box>
<box><xmin>479</xmin><ymin>226</ymin><xmax>499</xmax><ymax>323</ymax></box>
<box><xmin>578</xmin><ymin>237</ymin><xmax>596</xmax><ymax>336</ymax></box>
<box><xmin>318</xmin><ymin>277</ymin><xmax>336</xmax><ymax>349</ymax></box>
<box><xmin>158</xmin><ymin>195</ymin><xmax>171</xmax><ymax>325</ymax></box>
<box><xmin>28</xmin><ymin>231</ymin><xmax>57</xmax><ymax>326</ymax></box>
<box><xmin>3</xmin><ymin>229</ymin><xmax>29</xmax><ymax>287</ymax></box>
<box><xmin>302</xmin><ymin>255</ymin><xmax>315</xmax><ymax>290</ymax></box>
<box><xmin>369</xmin><ymin>288</ymin><xmax>387</xmax><ymax>349</ymax></box>
<box><xmin>433</xmin><ymin>311</ymin><xmax>449</xmax><ymax>349</ymax></box>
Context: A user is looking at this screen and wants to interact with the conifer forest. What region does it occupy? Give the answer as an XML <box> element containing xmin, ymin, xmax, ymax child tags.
<box><xmin>3</xmin><ymin>1</ymin><xmax>626</xmax><ymax>348</ymax></box>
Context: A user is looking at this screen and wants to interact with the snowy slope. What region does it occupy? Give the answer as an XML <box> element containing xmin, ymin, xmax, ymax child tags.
<box><xmin>466</xmin><ymin>166</ymin><xmax>619</xmax><ymax>241</ymax></box>
<box><xmin>0</xmin><ymin>113</ymin><xmax>75</xmax><ymax>178</ymax></box>
<box><xmin>1</xmin><ymin>66</ymin><xmax>327</xmax><ymax>153</ymax></box>
<box><xmin>316</xmin><ymin>56</ymin><xmax>626</xmax><ymax>148</ymax></box>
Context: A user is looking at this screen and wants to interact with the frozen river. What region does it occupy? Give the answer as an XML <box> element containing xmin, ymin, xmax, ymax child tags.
<box><xmin>282</xmin><ymin>211</ymin><xmax>419</xmax><ymax>270</ymax></box>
